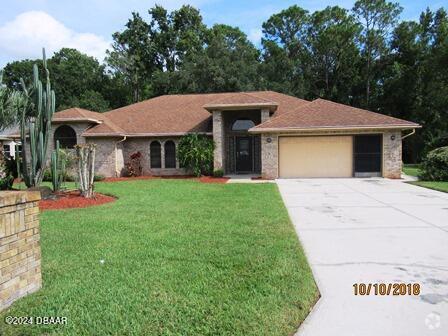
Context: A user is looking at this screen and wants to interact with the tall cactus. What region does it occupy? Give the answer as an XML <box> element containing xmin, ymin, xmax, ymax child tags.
<box><xmin>18</xmin><ymin>49</ymin><xmax>55</xmax><ymax>188</ymax></box>
<box><xmin>51</xmin><ymin>140</ymin><xmax>65</xmax><ymax>192</ymax></box>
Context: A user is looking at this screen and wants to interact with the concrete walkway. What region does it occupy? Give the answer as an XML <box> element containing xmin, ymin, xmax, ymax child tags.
<box><xmin>277</xmin><ymin>178</ymin><xmax>448</xmax><ymax>336</ymax></box>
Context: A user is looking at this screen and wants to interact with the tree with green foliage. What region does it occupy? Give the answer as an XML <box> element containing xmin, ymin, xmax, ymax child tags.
<box><xmin>0</xmin><ymin>71</ymin><xmax>28</xmax><ymax>130</ymax></box>
<box><xmin>170</xmin><ymin>24</ymin><xmax>260</xmax><ymax>93</ymax></box>
<box><xmin>107</xmin><ymin>12</ymin><xmax>154</xmax><ymax>103</ymax></box>
<box><xmin>306</xmin><ymin>6</ymin><xmax>362</xmax><ymax>103</ymax></box>
<box><xmin>352</xmin><ymin>0</ymin><xmax>403</xmax><ymax>107</ymax></box>
<box><xmin>3</xmin><ymin>48</ymin><xmax>113</xmax><ymax>112</ymax></box>
<box><xmin>148</xmin><ymin>5</ymin><xmax>207</xmax><ymax>95</ymax></box>
<box><xmin>380</xmin><ymin>8</ymin><xmax>448</xmax><ymax>162</ymax></box>
<box><xmin>261</xmin><ymin>5</ymin><xmax>310</xmax><ymax>97</ymax></box>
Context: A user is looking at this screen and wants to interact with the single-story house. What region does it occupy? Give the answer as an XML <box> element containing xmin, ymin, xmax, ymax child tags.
<box><xmin>44</xmin><ymin>91</ymin><xmax>419</xmax><ymax>179</ymax></box>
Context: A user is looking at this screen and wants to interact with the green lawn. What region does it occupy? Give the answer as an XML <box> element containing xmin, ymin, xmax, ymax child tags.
<box><xmin>1</xmin><ymin>180</ymin><xmax>318</xmax><ymax>336</ymax></box>
<box><xmin>402</xmin><ymin>164</ymin><xmax>421</xmax><ymax>177</ymax></box>
<box><xmin>403</xmin><ymin>164</ymin><xmax>448</xmax><ymax>193</ymax></box>
<box><xmin>409</xmin><ymin>181</ymin><xmax>448</xmax><ymax>193</ymax></box>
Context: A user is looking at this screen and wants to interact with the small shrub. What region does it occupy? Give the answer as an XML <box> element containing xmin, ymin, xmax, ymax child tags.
<box><xmin>0</xmin><ymin>154</ymin><xmax>14</xmax><ymax>190</ymax></box>
<box><xmin>43</xmin><ymin>169</ymin><xmax>52</xmax><ymax>182</ymax></box>
<box><xmin>419</xmin><ymin>146</ymin><xmax>448</xmax><ymax>181</ymax></box>
<box><xmin>0</xmin><ymin>175</ymin><xmax>13</xmax><ymax>190</ymax></box>
<box><xmin>3</xmin><ymin>155</ymin><xmax>18</xmax><ymax>178</ymax></box>
<box><xmin>44</xmin><ymin>169</ymin><xmax>75</xmax><ymax>182</ymax></box>
<box><xmin>213</xmin><ymin>169</ymin><xmax>224</xmax><ymax>177</ymax></box>
<box><xmin>94</xmin><ymin>174</ymin><xmax>105</xmax><ymax>181</ymax></box>
<box><xmin>178</xmin><ymin>134</ymin><xmax>214</xmax><ymax>177</ymax></box>
<box><xmin>125</xmin><ymin>151</ymin><xmax>143</xmax><ymax>177</ymax></box>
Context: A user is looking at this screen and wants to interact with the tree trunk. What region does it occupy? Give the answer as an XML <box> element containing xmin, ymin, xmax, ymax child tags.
<box><xmin>76</xmin><ymin>144</ymin><xmax>96</xmax><ymax>198</ymax></box>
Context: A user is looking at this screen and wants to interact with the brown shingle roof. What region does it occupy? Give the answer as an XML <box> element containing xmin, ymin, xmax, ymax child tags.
<box><xmin>203</xmin><ymin>92</ymin><xmax>278</xmax><ymax>111</ymax></box>
<box><xmin>53</xmin><ymin>108</ymin><xmax>104</xmax><ymax>123</ymax></box>
<box><xmin>53</xmin><ymin>108</ymin><xmax>125</xmax><ymax>136</ymax></box>
<box><xmin>250</xmin><ymin>98</ymin><xmax>420</xmax><ymax>132</ymax></box>
<box><xmin>84</xmin><ymin>91</ymin><xmax>309</xmax><ymax>137</ymax></box>
<box><xmin>79</xmin><ymin>93</ymin><xmax>418</xmax><ymax>137</ymax></box>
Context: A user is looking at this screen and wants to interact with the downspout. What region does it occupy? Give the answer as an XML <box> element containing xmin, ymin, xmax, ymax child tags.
<box><xmin>401</xmin><ymin>129</ymin><xmax>416</xmax><ymax>140</ymax></box>
<box><xmin>115</xmin><ymin>136</ymin><xmax>127</xmax><ymax>177</ymax></box>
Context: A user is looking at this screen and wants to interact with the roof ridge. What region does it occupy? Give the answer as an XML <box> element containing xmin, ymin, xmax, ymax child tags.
<box><xmin>252</xmin><ymin>100</ymin><xmax>313</xmax><ymax>129</ymax></box>
<box><xmin>241</xmin><ymin>92</ymin><xmax>277</xmax><ymax>104</ymax></box>
<box><xmin>312</xmin><ymin>98</ymin><xmax>418</xmax><ymax>124</ymax></box>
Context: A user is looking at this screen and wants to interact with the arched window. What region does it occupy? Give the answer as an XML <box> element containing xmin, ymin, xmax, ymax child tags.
<box><xmin>54</xmin><ymin>125</ymin><xmax>77</xmax><ymax>149</ymax></box>
<box><xmin>150</xmin><ymin>141</ymin><xmax>161</xmax><ymax>168</ymax></box>
<box><xmin>231</xmin><ymin>119</ymin><xmax>255</xmax><ymax>131</ymax></box>
<box><xmin>164</xmin><ymin>141</ymin><xmax>176</xmax><ymax>168</ymax></box>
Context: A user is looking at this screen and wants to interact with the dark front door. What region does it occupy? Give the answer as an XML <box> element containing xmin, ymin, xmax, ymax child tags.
<box><xmin>236</xmin><ymin>136</ymin><xmax>253</xmax><ymax>173</ymax></box>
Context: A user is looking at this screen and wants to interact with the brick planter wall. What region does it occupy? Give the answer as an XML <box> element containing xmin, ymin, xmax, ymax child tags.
<box><xmin>0</xmin><ymin>191</ymin><xmax>42</xmax><ymax>311</ymax></box>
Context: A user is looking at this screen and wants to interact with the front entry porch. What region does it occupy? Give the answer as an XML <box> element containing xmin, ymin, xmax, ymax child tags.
<box><xmin>226</xmin><ymin>134</ymin><xmax>261</xmax><ymax>174</ymax></box>
<box><xmin>221</xmin><ymin>110</ymin><xmax>262</xmax><ymax>175</ymax></box>
<box><xmin>208</xmin><ymin>99</ymin><xmax>276</xmax><ymax>177</ymax></box>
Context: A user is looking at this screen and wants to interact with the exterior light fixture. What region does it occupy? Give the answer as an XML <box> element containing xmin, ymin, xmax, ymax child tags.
<box><xmin>390</xmin><ymin>135</ymin><xmax>396</xmax><ymax>141</ymax></box>
<box><xmin>266</xmin><ymin>137</ymin><xmax>272</xmax><ymax>143</ymax></box>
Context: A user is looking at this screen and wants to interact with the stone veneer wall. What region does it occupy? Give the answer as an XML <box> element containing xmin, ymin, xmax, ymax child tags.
<box><xmin>122</xmin><ymin>137</ymin><xmax>189</xmax><ymax>176</ymax></box>
<box><xmin>45</xmin><ymin>122</ymin><xmax>94</xmax><ymax>174</ymax></box>
<box><xmin>86</xmin><ymin>137</ymin><xmax>121</xmax><ymax>177</ymax></box>
<box><xmin>0</xmin><ymin>191</ymin><xmax>42</xmax><ymax>311</ymax></box>
<box><xmin>261</xmin><ymin>134</ymin><xmax>279</xmax><ymax>179</ymax></box>
<box><xmin>49</xmin><ymin>122</ymin><xmax>90</xmax><ymax>151</ymax></box>
<box><xmin>383</xmin><ymin>130</ymin><xmax>402</xmax><ymax>179</ymax></box>
<box><xmin>212</xmin><ymin>111</ymin><xmax>224</xmax><ymax>171</ymax></box>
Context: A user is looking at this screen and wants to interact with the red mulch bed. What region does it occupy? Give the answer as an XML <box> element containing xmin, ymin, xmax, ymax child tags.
<box><xmin>198</xmin><ymin>176</ymin><xmax>229</xmax><ymax>184</ymax></box>
<box><xmin>102</xmin><ymin>175</ymin><xmax>194</xmax><ymax>182</ymax></box>
<box><xmin>39</xmin><ymin>191</ymin><xmax>116</xmax><ymax>211</ymax></box>
<box><xmin>102</xmin><ymin>175</ymin><xmax>229</xmax><ymax>184</ymax></box>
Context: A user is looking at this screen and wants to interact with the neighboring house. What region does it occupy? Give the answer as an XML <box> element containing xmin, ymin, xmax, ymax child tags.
<box><xmin>50</xmin><ymin>91</ymin><xmax>420</xmax><ymax>179</ymax></box>
<box><xmin>0</xmin><ymin>125</ymin><xmax>21</xmax><ymax>159</ymax></box>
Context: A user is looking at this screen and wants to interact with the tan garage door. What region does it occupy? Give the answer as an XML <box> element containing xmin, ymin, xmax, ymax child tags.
<box><xmin>279</xmin><ymin>136</ymin><xmax>353</xmax><ymax>178</ymax></box>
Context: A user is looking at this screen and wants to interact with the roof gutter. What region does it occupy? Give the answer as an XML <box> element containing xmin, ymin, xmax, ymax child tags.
<box><xmin>52</xmin><ymin>118</ymin><xmax>102</xmax><ymax>124</ymax></box>
<box><xmin>401</xmin><ymin>129</ymin><xmax>416</xmax><ymax>140</ymax></box>
<box><xmin>249</xmin><ymin>124</ymin><xmax>421</xmax><ymax>134</ymax></box>
<box><xmin>83</xmin><ymin>132</ymin><xmax>213</xmax><ymax>137</ymax></box>
<box><xmin>115</xmin><ymin>136</ymin><xmax>127</xmax><ymax>177</ymax></box>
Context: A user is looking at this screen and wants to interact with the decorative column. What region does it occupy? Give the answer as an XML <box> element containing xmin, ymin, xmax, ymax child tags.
<box><xmin>383</xmin><ymin>131</ymin><xmax>402</xmax><ymax>179</ymax></box>
<box><xmin>261</xmin><ymin>134</ymin><xmax>278</xmax><ymax>179</ymax></box>
<box><xmin>175</xmin><ymin>140</ymin><xmax>180</xmax><ymax>169</ymax></box>
<box><xmin>212</xmin><ymin>111</ymin><xmax>224</xmax><ymax>171</ymax></box>
<box><xmin>159</xmin><ymin>140</ymin><xmax>165</xmax><ymax>169</ymax></box>
<box><xmin>261</xmin><ymin>108</ymin><xmax>270</xmax><ymax>123</ymax></box>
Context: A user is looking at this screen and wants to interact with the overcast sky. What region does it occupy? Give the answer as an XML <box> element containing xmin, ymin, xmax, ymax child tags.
<box><xmin>0</xmin><ymin>0</ymin><xmax>446</xmax><ymax>67</ymax></box>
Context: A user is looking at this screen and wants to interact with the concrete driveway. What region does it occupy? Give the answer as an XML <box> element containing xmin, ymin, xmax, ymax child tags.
<box><xmin>277</xmin><ymin>178</ymin><xmax>448</xmax><ymax>336</ymax></box>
